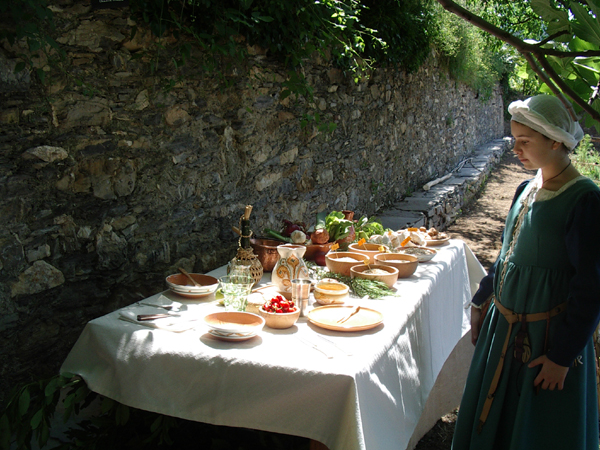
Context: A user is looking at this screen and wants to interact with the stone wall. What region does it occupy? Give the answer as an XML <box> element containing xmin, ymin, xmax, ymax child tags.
<box><xmin>0</xmin><ymin>2</ymin><xmax>504</xmax><ymax>405</ymax></box>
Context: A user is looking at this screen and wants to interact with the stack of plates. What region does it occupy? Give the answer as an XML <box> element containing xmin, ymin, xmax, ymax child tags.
<box><xmin>204</xmin><ymin>311</ymin><xmax>265</xmax><ymax>341</ymax></box>
<box><xmin>165</xmin><ymin>273</ymin><xmax>219</xmax><ymax>298</ymax></box>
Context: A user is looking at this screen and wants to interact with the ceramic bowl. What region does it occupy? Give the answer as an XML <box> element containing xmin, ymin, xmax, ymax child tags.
<box><xmin>304</xmin><ymin>242</ymin><xmax>334</xmax><ymax>265</ymax></box>
<box><xmin>203</xmin><ymin>311</ymin><xmax>265</xmax><ymax>340</ymax></box>
<box><xmin>350</xmin><ymin>264</ymin><xmax>399</xmax><ymax>288</ymax></box>
<box><xmin>325</xmin><ymin>251</ymin><xmax>369</xmax><ymax>277</ymax></box>
<box><xmin>313</xmin><ymin>279</ymin><xmax>350</xmax><ymax>305</ymax></box>
<box><xmin>258</xmin><ymin>306</ymin><xmax>301</xmax><ymax>329</ymax></box>
<box><xmin>395</xmin><ymin>246</ymin><xmax>438</xmax><ymax>262</ymax></box>
<box><xmin>250</xmin><ymin>238</ymin><xmax>283</xmax><ymax>272</ymax></box>
<box><xmin>374</xmin><ymin>253</ymin><xmax>418</xmax><ymax>278</ymax></box>
<box><xmin>166</xmin><ymin>273</ymin><xmax>219</xmax><ymax>298</ymax></box>
<box><xmin>314</xmin><ymin>279</ymin><xmax>350</xmax><ymax>296</ymax></box>
<box><xmin>348</xmin><ymin>242</ymin><xmax>388</xmax><ymax>264</ymax></box>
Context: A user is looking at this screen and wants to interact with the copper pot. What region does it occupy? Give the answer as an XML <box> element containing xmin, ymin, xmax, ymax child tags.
<box><xmin>250</xmin><ymin>238</ymin><xmax>283</xmax><ymax>272</ymax></box>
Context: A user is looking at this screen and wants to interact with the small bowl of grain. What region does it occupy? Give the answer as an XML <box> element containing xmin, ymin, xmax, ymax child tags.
<box><xmin>350</xmin><ymin>264</ymin><xmax>399</xmax><ymax>288</ymax></box>
<box><xmin>325</xmin><ymin>251</ymin><xmax>369</xmax><ymax>277</ymax></box>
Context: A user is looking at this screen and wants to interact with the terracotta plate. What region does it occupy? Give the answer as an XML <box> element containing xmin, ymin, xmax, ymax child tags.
<box><xmin>307</xmin><ymin>305</ymin><xmax>383</xmax><ymax>332</ymax></box>
<box><xmin>204</xmin><ymin>311</ymin><xmax>265</xmax><ymax>333</ymax></box>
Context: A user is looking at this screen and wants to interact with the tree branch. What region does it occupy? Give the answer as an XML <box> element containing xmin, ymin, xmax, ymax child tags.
<box><xmin>522</xmin><ymin>53</ymin><xmax>577</xmax><ymax>119</ymax></box>
<box><xmin>435</xmin><ymin>0</ymin><xmax>600</xmax><ymax>124</ymax></box>
<box><xmin>436</xmin><ymin>0</ymin><xmax>600</xmax><ymax>57</ymax></box>
<box><xmin>534</xmin><ymin>53</ymin><xmax>600</xmax><ymax>122</ymax></box>
<box><xmin>537</xmin><ymin>31</ymin><xmax>570</xmax><ymax>47</ymax></box>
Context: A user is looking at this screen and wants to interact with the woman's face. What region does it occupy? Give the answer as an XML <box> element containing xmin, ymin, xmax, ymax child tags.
<box><xmin>511</xmin><ymin>121</ymin><xmax>563</xmax><ymax>171</ymax></box>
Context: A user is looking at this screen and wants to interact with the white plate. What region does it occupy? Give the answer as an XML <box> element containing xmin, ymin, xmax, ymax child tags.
<box><xmin>208</xmin><ymin>329</ymin><xmax>258</xmax><ymax>341</ymax></box>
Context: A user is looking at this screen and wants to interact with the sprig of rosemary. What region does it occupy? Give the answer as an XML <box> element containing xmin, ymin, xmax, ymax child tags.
<box><xmin>317</xmin><ymin>271</ymin><xmax>398</xmax><ymax>299</ymax></box>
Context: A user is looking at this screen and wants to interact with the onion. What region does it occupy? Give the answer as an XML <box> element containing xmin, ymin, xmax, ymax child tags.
<box><xmin>290</xmin><ymin>230</ymin><xmax>307</xmax><ymax>244</ymax></box>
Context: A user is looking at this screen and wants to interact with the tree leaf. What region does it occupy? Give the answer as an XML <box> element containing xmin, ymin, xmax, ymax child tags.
<box><xmin>531</xmin><ymin>0</ymin><xmax>568</xmax><ymax>23</ymax></box>
<box><xmin>30</xmin><ymin>409</ymin><xmax>43</xmax><ymax>430</ymax></box>
<box><xmin>570</xmin><ymin>3</ymin><xmax>600</xmax><ymax>46</ymax></box>
<box><xmin>44</xmin><ymin>376</ymin><xmax>59</xmax><ymax>398</ymax></box>
<box><xmin>18</xmin><ymin>389</ymin><xmax>30</xmax><ymax>417</ymax></box>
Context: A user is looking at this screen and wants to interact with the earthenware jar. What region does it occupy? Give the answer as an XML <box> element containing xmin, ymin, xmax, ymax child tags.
<box><xmin>271</xmin><ymin>244</ymin><xmax>310</xmax><ymax>298</ymax></box>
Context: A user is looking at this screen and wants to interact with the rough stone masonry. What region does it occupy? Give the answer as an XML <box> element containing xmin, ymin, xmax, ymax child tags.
<box><xmin>0</xmin><ymin>2</ymin><xmax>504</xmax><ymax>404</ymax></box>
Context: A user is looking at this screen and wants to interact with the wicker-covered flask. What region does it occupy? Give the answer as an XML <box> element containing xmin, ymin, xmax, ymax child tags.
<box><xmin>230</xmin><ymin>205</ymin><xmax>263</xmax><ymax>285</ymax></box>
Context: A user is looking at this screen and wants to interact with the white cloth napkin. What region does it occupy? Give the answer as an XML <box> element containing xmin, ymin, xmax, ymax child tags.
<box><xmin>118</xmin><ymin>305</ymin><xmax>199</xmax><ymax>332</ymax></box>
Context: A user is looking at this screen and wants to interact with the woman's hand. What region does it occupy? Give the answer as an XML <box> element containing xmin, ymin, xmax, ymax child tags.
<box><xmin>528</xmin><ymin>355</ymin><xmax>569</xmax><ymax>390</ymax></box>
<box><xmin>470</xmin><ymin>306</ymin><xmax>482</xmax><ymax>345</ymax></box>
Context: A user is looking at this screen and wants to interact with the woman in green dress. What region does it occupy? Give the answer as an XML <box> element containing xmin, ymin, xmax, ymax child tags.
<box><xmin>452</xmin><ymin>95</ymin><xmax>600</xmax><ymax>450</ymax></box>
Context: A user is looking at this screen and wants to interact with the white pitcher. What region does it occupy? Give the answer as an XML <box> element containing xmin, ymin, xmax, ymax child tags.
<box><xmin>271</xmin><ymin>244</ymin><xmax>310</xmax><ymax>298</ymax></box>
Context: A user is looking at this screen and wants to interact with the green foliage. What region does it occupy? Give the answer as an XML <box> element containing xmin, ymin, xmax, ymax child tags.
<box><xmin>437</xmin><ymin>0</ymin><xmax>600</xmax><ymax>128</ymax></box>
<box><xmin>0</xmin><ymin>373</ymin><xmax>86</xmax><ymax>450</ymax></box>
<box><xmin>0</xmin><ymin>0</ymin><xmax>65</xmax><ymax>84</ymax></box>
<box><xmin>431</xmin><ymin>1</ymin><xmax>506</xmax><ymax>99</ymax></box>
<box><xmin>572</xmin><ymin>135</ymin><xmax>600</xmax><ymax>184</ymax></box>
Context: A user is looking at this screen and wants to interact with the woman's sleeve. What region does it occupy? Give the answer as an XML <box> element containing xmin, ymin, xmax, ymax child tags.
<box><xmin>471</xmin><ymin>180</ymin><xmax>531</xmax><ymax>306</ymax></box>
<box><xmin>546</xmin><ymin>190</ymin><xmax>600</xmax><ymax>366</ymax></box>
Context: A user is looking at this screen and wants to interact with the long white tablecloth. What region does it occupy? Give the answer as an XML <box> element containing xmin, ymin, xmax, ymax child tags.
<box><xmin>60</xmin><ymin>239</ymin><xmax>485</xmax><ymax>450</ymax></box>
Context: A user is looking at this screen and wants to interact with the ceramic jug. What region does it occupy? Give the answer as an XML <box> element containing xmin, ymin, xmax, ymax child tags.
<box><xmin>271</xmin><ymin>244</ymin><xmax>310</xmax><ymax>298</ymax></box>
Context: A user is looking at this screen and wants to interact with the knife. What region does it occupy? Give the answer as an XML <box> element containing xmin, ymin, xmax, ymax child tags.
<box><xmin>337</xmin><ymin>306</ymin><xmax>360</xmax><ymax>324</ymax></box>
<box><xmin>137</xmin><ymin>313</ymin><xmax>180</xmax><ymax>321</ymax></box>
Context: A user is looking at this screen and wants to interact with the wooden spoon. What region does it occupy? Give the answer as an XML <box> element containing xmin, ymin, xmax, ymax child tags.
<box><xmin>178</xmin><ymin>267</ymin><xmax>203</xmax><ymax>287</ymax></box>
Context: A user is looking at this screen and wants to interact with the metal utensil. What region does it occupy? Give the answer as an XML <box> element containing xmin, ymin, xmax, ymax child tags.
<box><xmin>178</xmin><ymin>267</ymin><xmax>202</xmax><ymax>287</ymax></box>
<box><xmin>137</xmin><ymin>313</ymin><xmax>180</xmax><ymax>321</ymax></box>
<box><xmin>337</xmin><ymin>305</ymin><xmax>360</xmax><ymax>324</ymax></box>
<box><xmin>138</xmin><ymin>300</ymin><xmax>184</xmax><ymax>312</ymax></box>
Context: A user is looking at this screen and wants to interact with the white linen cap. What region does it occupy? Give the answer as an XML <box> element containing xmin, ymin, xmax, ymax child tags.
<box><xmin>508</xmin><ymin>95</ymin><xmax>584</xmax><ymax>150</ymax></box>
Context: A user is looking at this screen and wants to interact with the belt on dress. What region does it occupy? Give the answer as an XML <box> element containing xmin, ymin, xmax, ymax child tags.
<box><xmin>477</xmin><ymin>296</ymin><xmax>567</xmax><ymax>433</ymax></box>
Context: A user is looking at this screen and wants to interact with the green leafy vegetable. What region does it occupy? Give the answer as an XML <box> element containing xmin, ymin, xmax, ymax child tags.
<box><xmin>354</xmin><ymin>216</ymin><xmax>386</xmax><ymax>241</ymax></box>
<box><xmin>264</xmin><ymin>228</ymin><xmax>292</xmax><ymax>243</ymax></box>
<box><xmin>324</xmin><ymin>211</ymin><xmax>354</xmax><ymax>242</ymax></box>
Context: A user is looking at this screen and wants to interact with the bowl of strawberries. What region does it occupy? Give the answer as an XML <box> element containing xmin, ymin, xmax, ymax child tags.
<box><xmin>259</xmin><ymin>295</ymin><xmax>301</xmax><ymax>329</ymax></box>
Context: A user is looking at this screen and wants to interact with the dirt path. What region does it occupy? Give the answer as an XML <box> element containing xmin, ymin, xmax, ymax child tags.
<box><xmin>446</xmin><ymin>149</ymin><xmax>533</xmax><ymax>271</ymax></box>
<box><xmin>415</xmin><ymin>147</ymin><xmax>533</xmax><ymax>450</ymax></box>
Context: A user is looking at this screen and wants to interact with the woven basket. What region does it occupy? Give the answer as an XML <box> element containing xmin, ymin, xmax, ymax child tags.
<box><xmin>232</xmin><ymin>247</ymin><xmax>263</xmax><ymax>285</ymax></box>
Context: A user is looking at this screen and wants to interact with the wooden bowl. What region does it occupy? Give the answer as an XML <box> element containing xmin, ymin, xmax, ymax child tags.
<box><xmin>325</xmin><ymin>251</ymin><xmax>369</xmax><ymax>277</ymax></box>
<box><xmin>350</xmin><ymin>264</ymin><xmax>399</xmax><ymax>288</ymax></box>
<box><xmin>395</xmin><ymin>246</ymin><xmax>438</xmax><ymax>262</ymax></box>
<box><xmin>250</xmin><ymin>238</ymin><xmax>283</xmax><ymax>272</ymax></box>
<box><xmin>374</xmin><ymin>253</ymin><xmax>418</xmax><ymax>278</ymax></box>
<box><xmin>258</xmin><ymin>306</ymin><xmax>300</xmax><ymax>329</ymax></box>
<box><xmin>348</xmin><ymin>242</ymin><xmax>388</xmax><ymax>264</ymax></box>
